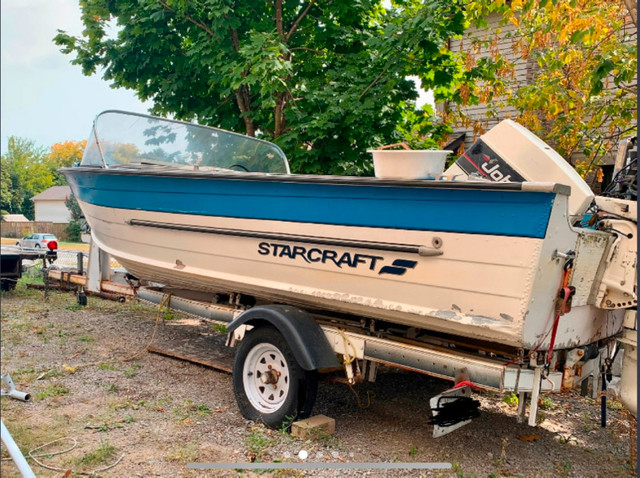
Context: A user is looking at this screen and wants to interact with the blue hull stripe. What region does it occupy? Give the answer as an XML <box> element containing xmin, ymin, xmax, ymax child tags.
<box><xmin>65</xmin><ymin>172</ymin><xmax>555</xmax><ymax>238</ymax></box>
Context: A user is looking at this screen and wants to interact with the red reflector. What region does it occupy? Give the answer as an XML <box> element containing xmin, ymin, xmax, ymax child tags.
<box><xmin>47</xmin><ymin>240</ymin><xmax>58</xmax><ymax>251</ymax></box>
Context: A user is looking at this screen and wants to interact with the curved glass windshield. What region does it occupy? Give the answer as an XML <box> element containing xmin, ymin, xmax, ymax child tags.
<box><xmin>81</xmin><ymin>110</ymin><xmax>289</xmax><ymax>174</ymax></box>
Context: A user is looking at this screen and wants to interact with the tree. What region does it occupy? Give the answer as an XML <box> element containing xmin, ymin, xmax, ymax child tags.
<box><xmin>1</xmin><ymin>158</ymin><xmax>13</xmax><ymax>215</ymax></box>
<box><xmin>64</xmin><ymin>193</ymin><xmax>85</xmax><ymax>242</ymax></box>
<box><xmin>48</xmin><ymin>140</ymin><xmax>87</xmax><ymax>184</ymax></box>
<box><xmin>453</xmin><ymin>0</ymin><xmax>637</xmax><ymax>176</ymax></box>
<box><xmin>55</xmin><ymin>1</ymin><xmax>469</xmax><ymax>175</ymax></box>
<box><xmin>1</xmin><ymin>137</ymin><xmax>54</xmax><ymax>219</ymax></box>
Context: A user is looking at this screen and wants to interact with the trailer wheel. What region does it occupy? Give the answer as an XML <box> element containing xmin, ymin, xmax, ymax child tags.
<box><xmin>233</xmin><ymin>326</ymin><xmax>317</xmax><ymax>428</ymax></box>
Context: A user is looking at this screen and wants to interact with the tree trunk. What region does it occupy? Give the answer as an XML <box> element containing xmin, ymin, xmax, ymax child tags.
<box><xmin>230</xmin><ymin>29</ymin><xmax>256</xmax><ymax>137</ymax></box>
<box><xmin>274</xmin><ymin>92</ymin><xmax>287</xmax><ymax>138</ymax></box>
<box><xmin>624</xmin><ymin>0</ymin><xmax>637</xmax><ymax>27</ymax></box>
<box><xmin>235</xmin><ymin>87</ymin><xmax>256</xmax><ymax>137</ymax></box>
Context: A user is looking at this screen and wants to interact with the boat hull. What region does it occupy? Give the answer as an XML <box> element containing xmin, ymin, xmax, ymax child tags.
<box><xmin>64</xmin><ymin>169</ymin><xmax>622</xmax><ymax>350</ymax></box>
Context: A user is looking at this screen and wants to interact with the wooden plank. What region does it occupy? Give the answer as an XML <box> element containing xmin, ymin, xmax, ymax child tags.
<box><xmin>147</xmin><ymin>345</ymin><xmax>233</xmax><ymax>373</ymax></box>
<box><xmin>147</xmin><ymin>324</ymin><xmax>234</xmax><ymax>373</ymax></box>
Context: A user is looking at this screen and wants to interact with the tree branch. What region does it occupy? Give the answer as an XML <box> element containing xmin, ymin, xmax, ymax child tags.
<box><xmin>231</xmin><ymin>29</ymin><xmax>240</xmax><ymax>52</ymax></box>
<box><xmin>290</xmin><ymin>47</ymin><xmax>328</xmax><ymax>55</ymax></box>
<box><xmin>158</xmin><ymin>0</ymin><xmax>214</xmax><ymax>36</ymax></box>
<box><xmin>359</xmin><ymin>67</ymin><xmax>389</xmax><ymax>99</ymax></box>
<box><xmin>285</xmin><ymin>3</ymin><xmax>313</xmax><ymax>43</ymax></box>
<box><xmin>275</xmin><ymin>0</ymin><xmax>284</xmax><ymax>37</ymax></box>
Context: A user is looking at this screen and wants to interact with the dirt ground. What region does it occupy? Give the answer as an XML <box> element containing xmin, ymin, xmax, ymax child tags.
<box><xmin>1</xmin><ymin>281</ymin><xmax>637</xmax><ymax>477</ymax></box>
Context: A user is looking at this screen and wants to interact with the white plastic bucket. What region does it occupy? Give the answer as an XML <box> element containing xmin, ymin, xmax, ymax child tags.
<box><xmin>369</xmin><ymin>150</ymin><xmax>451</xmax><ymax>179</ymax></box>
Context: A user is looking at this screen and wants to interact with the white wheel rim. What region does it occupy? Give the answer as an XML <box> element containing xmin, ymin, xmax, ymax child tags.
<box><xmin>242</xmin><ymin>342</ymin><xmax>291</xmax><ymax>414</ymax></box>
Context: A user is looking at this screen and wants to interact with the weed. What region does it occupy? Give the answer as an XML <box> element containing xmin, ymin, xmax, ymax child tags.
<box><xmin>77</xmin><ymin>335</ymin><xmax>94</xmax><ymax>343</ymax></box>
<box><xmin>86</xmin><ymin>422</ymin><xmax>123</xmax><ymax>432</ymax></box>
<box><xmin>538</xmin><ymin>395</ymin><xmax>555</xmax><ymax>410</ymax></box>
<box><xmin>44</xmin><ymin>368</ymin><xmax>60</xmax><ymax>378</ymax></box>
<box><xmin>17</xmin><ymin>270</ymin><xmax>44</xmax><ymax>286</ymax></box>
<box><xmin>582</xmin><ymin>411</ymin><xmax>595</xmax><ymax>432</ymax></box>
<box><xmin>606</xmin><ymin>398</ymin><xmax>624</xmax><ymax>411</ymax></box>
<box><xmin>105</xmin><ymin>384</ymin><xmax>118</xmax><ymax>393</ymax></box>
<box><xmin>36</xmin><ymin>383</ymin><xmax>70</xmax><ymax>401</ymax></box>
<box><xmin>246</xmin><ymin>429</ymin><xmax>275</xmax><ymax>461</ymax></box>
<box><xmin>171</xmin><ymin>400</ymin><xmax>214</xmax><ymax>422</ymax></box>
<box><xmin>451</xmin><ymin>462</ymin><xmax>464</xmax><ymax>478</ymax></box>
<box><xmin>167</xmin><ymin>441</ymin><xmax>200</xmax><ymax>463</ymax></box>
<box><xmin>98</xmin><ymin>363</ymin><xmax>119</xmax><ymax>371</ymax></box>
<box><xmin>77</xmin><ymin>439</ymin><xmax>116</xmax><ymax>466</ymax></box>
<box><xmin>128</xmin><ymin>302</ymin><xmax>156</xmax><ymax>315</ymax></box>
<box><xmin>278</xmin><ymin>414</ymin><xmax>297</xmax><ymax>435</ymax></box>
<box><xmin>211</xmin><ymin>323</ymin><xmax>227</xmax><ymax>334</ymax></box>
<box><xmin>108</xmin><ymin>398</ymin><xmax>146</xmax><ymax>411</ymax></box>
<box><xmin>162</xmin><ymin>308</ymin><xmax>177</xmax><ymax>321</ymax></box>
<box><xmin>64</xmin><ymin>303</ymin><xmax>85</xmax><ymax>311</ymax></box>
<box><xmin>558</xmin><ymin>459</ymin><xmax>572</xmax><ymax>477</ymax></box>
<box><xmin>11</xmin><ymin>366</ymin><xmax>36</xmax><ymax>377</ymax></box>
<box><xmin>409</xmin><ymin>446</ymin><xmax>418</xmax><ymax>457</ymax></box>
<box><xmin>122</xmin><ymin>415</ymin><xmax>135</xmax><ymax>424</ymax></box>
<box><xmin>503</xmin><ymin>392</ymin><xmax>519</xmax><ymax>407</ymax></box>
<box><xmin>315</xmin><ymin>430</ymin><xmax>341</xmax><ymax>449</ymax></box>
<box><xmin>124</xmin><ymin>363</ymin><xmax>141</xmax><ymax>378</ymax></box>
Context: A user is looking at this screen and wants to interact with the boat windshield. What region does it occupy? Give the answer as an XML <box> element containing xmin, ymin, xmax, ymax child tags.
<box><xmin>81</xmin><ymin>110</ymin><xmax>290</xmax><ymax>174</ymax></box>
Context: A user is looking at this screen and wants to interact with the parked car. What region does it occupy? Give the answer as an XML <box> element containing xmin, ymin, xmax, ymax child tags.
<box><xmin>16</xmin><ymin>233</ymin><xmax>58</xmax><ymax>250</ymax></box>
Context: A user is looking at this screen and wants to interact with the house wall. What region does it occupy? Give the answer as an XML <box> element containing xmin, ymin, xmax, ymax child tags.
<box><xmin>34</xmin><ymin>200</ymin><xmax>71</xmax><ymax>223</ymax></box>
<box><xmin>447</xmin><ymin>12</ymin><xmax>526</xmax><ymax>139</ymax></box>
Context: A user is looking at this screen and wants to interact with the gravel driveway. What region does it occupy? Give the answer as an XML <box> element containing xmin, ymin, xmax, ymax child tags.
<box><xmin>1</xmin><ymin>284</ymin><xmax>636</xmax><ymax>477</ymax></box>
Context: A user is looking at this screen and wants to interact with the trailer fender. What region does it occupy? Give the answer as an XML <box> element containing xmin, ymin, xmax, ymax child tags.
<box><xmin>226</xmin><ymin>305</ymin><xmax>340</xmax><ymax>371</ymax></box>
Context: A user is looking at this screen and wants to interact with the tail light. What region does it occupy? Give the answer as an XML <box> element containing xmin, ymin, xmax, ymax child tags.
<box><xmin>47</xmin><ymin>240</ymin><xmax>58</xmax><ymax>251</ymax></box>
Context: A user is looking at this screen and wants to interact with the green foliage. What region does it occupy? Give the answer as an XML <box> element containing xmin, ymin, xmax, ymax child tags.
<box><xmin>503</xmin><ymin>392</ymin><xmax>519</xmax><ymax>407</ymax></box>
<box><xmin>124</xmin><ymin>363</ymin><xmax>141</xmax><ymax>378</ymax></box>
<box><xmin>65</xmin><ymin>193</ymin><xmax>88</xmax><ymax>240</ymax></box>
<box><xmin>2</xmin><ymin>137</ymin><xmax>87</xmax><ymax>219</ymax></box>
<box><xmin>1</xmin><ymin>137</ymin><xmax>52</xmax><ymax>219</ymax></box>
<box><xmin>245</xmin><ymin>428</ymin><xmax>276</xmax><ymax>460</ymax></box>
<box><xmin>539</xmin><ymin>395</ymin><xmax>555</xmax><ymax>410</ymax></box>
<box><xmin>65</xmin><ymin>193</ymin><xmax>84</xmax><ymax>222</ymax></box>
<box><xmin>65</xmin><ymin>220</ymin><xmax>82</xmax><ymax>242</ymax></box>
<box><xmin>55</xmin><ymin>0</ymin><xmax>471</xmax><ymax>175</ymax></box>
<box><xmin>35</xmin><ymin>383</ymin><xmax>71</xmax><ymax>400</ymax></box>
<box><xmin>77</xmin><ymin>439</ymin><xmax>116</xmax><ymax>466</ymax></box>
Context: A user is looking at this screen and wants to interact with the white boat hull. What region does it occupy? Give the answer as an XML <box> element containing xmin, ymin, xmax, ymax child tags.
<box><xmin>80</xmin><ymin>196</ymin><xmax>622</xmax><ymax>350</ymax></box>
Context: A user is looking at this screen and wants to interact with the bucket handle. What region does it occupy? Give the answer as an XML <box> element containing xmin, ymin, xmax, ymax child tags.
<box><xmin>377</xmin><ymin>142</ymin><xmax>411</xmax><ymax>151</ymax></box>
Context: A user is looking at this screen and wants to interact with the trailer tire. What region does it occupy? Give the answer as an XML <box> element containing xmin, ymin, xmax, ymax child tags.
<box><xmin>233</xmin><ymin>326</ymin><xmax>317</xmax><ymax>429</ymax></box>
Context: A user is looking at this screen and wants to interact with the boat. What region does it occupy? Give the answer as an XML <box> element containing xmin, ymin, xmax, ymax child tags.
<box><xmin>61</xmin><ymin>110</ymin><xmax>635</xmax><ymax>351</ymax></box>
<box><xmin>61</xmin><ymin>110</ymin><xmax>637</xmax><ymax>428</ymax></box>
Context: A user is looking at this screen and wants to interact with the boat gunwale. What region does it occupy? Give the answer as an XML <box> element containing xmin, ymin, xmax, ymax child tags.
<box><xmin>59</xmin><ymin>166</ymin><xmax>571</xmax><ymax>195</ymax></box>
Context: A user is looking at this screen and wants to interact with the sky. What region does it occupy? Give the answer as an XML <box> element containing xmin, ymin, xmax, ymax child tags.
<box><xmin>0</xmin><ymin>0</ymin><xmax>151</xmax><ymax>154</ymax></box>
<box><xmin>1</xmin><ymin>1</ymin><xmax>433</xmax><ymax>156</ymax></box>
